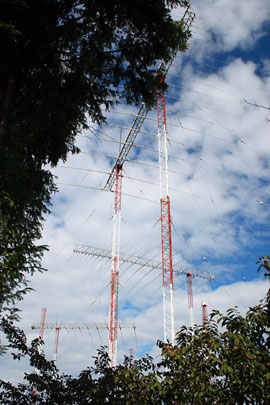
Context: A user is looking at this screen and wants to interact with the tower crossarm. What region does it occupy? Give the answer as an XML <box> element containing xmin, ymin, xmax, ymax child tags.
<box><xmin>74</xmin><ymin>244</ymin><xmax>162</xmax><ymax>270</ymax></box>
<box><xmin>104</xmin><ymin>104</ymin><xmax>149</xmax><ymax>191</ymax></box>
<box><xmin>74</xmin><ymin>244</ymin><xmax>214</xmax><ymax>281</ymax></box>
<box><xmin>31</xmin><ymin>322</ymin><xmax>136</xmax><ymax>331</ymax></box>
<box><xmin>174</xmin><ymin>268</ymin><xmax>215</xmax><ymax>282</ymax></box>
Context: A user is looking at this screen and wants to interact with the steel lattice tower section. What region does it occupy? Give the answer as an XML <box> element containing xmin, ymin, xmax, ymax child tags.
<box><xmin>154</xmin><ymin>3</ymin><xmax>195</xmax><ymax>346</ymax></box>
<box><xmin>201</xmin><ymin>302</ymin><xmax>208</xmax><ymax>325</ymax></box>
<box><xmin>108</xmin><ymin>163</ymin><xmax>123</xmax><ymax>367</ymax></box>
<box><xmin>33</xmin><ymin>308</ymin><xmax>47</xmax><ymax>397</ymax></box>
<box><xmin>156</xmin><ymin>73</ymin><xmax>175</xmax><ymax>344</ymax></box>
<box><xmin>187</xmin><ymin>273</ymin><xmax>194</xmax><ymax>328</ymax></box>
<box><xmin>104</xmin><ymin>105</ymin><xmax>148</xmax><ymax>368</ymax></box>
<box><xmin>53</xmin><ymin>326</ymin><xmax>60</xmax><ymax>364</ymax></box>
<box><xmin>39</xmin><ymin>308</ymin><xmax>47</xmax><ymax>340</ymax></box>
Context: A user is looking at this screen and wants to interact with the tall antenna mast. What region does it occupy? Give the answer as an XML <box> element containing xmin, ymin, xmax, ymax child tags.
<box><xmin>40</xmin><ymin>308</ymin><xmax>47</xmax><ymax>341</ymax></box>
<box><xmin>187</xmin><ymin>273</ymin><xmax>194</xmax><ymax>328</ymax></box>
<box><xmin>53</xmin><ymin>326</ymin><xmax>60</xmax><ymax>364</ymax></box>
<box><xmin>154</xmin><ymin>4</ymin><xmax>195</xmax><ymax>345</ymax></box>
<box><xmin>201</xmin><ymin>302</ymin><xmax>208</xmax><ymax>324</ymax></box>
<box><xmin>108</xmin><ymin>163</ymin><xmax>123</xmax><ymax>367</ymax></box>
<box><xmin>33</xmin><ymin>308</ymin><xmax>47</xmax><ymax>398</ymax></box>
<box><xmin>129</xmin><ymin>347</ymin><xmax>133</xmax><ymax>365</ymax></box>
<box><xmin>156</xmin><ymin>73</ymin><xmax>175</xmax><ymax>344</ymax></box>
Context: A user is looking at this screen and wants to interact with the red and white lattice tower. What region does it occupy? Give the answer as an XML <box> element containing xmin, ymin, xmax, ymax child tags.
<box><xmin>33</xmin><ymin>308</ymin><xmax>47</xmax><ymax>397</ymax></box>
<box><xmin>53</xmin><ymin>326</ymin><xmax>60</xmax><ymax>364</ymax></box>
<box><xmin>108</xmin><ymin>163</ymin><xmax>123</xmax><ymax>367</ymax></box>
<box><xmin>40</xmin><ymin>308</ymin><xmax>47</xmax><ymax>341</ymax></box>
<box><xmin>201</xmin><ymin>302</ymin><xmax>208</xmax><ymax>325</ymax></box>
<box><xmin>129</xmin><ymin>347</ymin><xmax>133</xmax><ymax>365</ymax></box>
<box><xmin>156</xmin><ymin>73</ymin><xmax>175</xmax><ymax>345</ymax></box>
<box><xmin>187</xmin><ymin>273</ymin><xmax>194</xmax><ymax>328</ymax></box>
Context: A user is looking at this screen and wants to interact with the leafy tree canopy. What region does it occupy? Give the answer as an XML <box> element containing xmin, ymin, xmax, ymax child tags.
<box><xmin>0</xmin><ymin>0</ymin><xmax>192</xmax><ymax>313</ymax></box>
<box><xmin>0</xmin><ymin>0</ymin><xmax>191</xmax><ymax>164</ymax></box>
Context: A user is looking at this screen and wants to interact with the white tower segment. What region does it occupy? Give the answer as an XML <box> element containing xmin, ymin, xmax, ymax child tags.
<box><xmin>53</xmin><ymin>326</ymin><xmax>60</xmax><ymax>364</ymax></box>
<box><xmin>201</xmin><ymin>302</ymin><xmax>208</xmax><ymax>324</ymax></box>
<box><xmin>108</xmin><ymin>163</ymin><xmax>123</xmax><ymax>367</ymax></box>
<box><xmin>187</xmin><ymin>272</ymin><xmax>194</xmax><ymax>328</ymax></box>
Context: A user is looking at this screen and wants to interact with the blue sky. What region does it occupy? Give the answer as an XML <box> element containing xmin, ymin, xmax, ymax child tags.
<box><xmin>1</xmin><ymin>0</ymin><xmax>270</xmax><ymax>383</ymax></box>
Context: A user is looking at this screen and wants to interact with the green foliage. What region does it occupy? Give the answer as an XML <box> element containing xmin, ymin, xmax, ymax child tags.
<box><xmin>257</xmin><ymin>255</ymin><xmax>270</xmax><ymax>280</ymax></box>
<box><xmin>83</xmin><ymin>349</ymin><xmax>162</xmax><ymax>404</ymax></box>
<box><xmin>0</xmin><ymin>0</ymin><xmax>192</xmax><ymax>315</ymax></box>
<box><xmin>0</xmin><ymin>274</ymin><xmax>269</xmax><ymax>404</ymax></box>
<box><xmin>159</xmin><ymin>292</ymin><xmax>270</xmax><ymax>404</ymax></box>
<box><xmin>0</xmin><ymin>163</ymin><xmax>55</xmax><ymax>318</ymax></box>
<box><xmin>0</xmin><ymin>1</ymin><xmax>25</xmax><ymax>41</ymax></box>
<box><xmin>0</xmin><ymin>0</ymin><xmax>191</xmax><ymax>158</ymax></box>
<box><xmin>0</xmin><ymin>320</ymin><xmax>162</xmax><ymax>404</ymax></box>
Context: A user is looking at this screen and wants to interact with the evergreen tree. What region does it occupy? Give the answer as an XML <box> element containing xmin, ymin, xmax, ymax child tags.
<box><xmin>0</xmin><ymin>0</ymin><xmax>192</xmax><ymax>313</ymax></box>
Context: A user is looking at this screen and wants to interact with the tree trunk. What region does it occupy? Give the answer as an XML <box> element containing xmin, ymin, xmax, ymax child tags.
<box><xmin>0</xmin><ymin>77</ymin><xmax>16</xmax><ymax>142</ymax></box>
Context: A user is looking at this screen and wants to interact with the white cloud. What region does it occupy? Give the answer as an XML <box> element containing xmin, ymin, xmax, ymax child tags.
<box><xmin>190</xmin><ymin>0</ymin><xmax>269</xmax><ymax>52</ymax></box>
